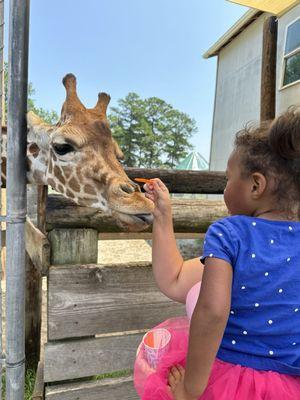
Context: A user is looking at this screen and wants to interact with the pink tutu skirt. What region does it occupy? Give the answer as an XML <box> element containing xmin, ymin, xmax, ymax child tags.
<box><xmin>134</xmin><ymin>317</ymin><xmax>300</xmax><ymax>400</ymax></box>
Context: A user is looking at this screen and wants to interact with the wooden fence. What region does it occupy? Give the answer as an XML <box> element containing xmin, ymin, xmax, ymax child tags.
<box><xmin>27</xmin><ymin>169</ymin><xmax>227</xmax><ymax>399</ymax></box>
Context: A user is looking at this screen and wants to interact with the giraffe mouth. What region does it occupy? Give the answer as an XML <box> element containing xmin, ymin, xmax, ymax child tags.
<box><xmin>111</xmin><ymin>210</ymin><xmax>153</xmax><ymax>231</ymax></box>
<box><xmin>132</xmin><ymin>213</ymin><xmax>154</xmax><ymax>225</ymax></box>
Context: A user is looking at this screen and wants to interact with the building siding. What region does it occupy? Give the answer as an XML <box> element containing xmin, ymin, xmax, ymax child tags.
<box><xmin>276</xmin><ymin>4</ymin><xmax>300</xmax><ymax>114</ymax></box>
<box><xmin>210</xmin><ymin>14</ymin><xmax>267</xmax><ymax>171</ymax></box>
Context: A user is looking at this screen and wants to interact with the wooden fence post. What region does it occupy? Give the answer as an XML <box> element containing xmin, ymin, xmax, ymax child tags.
<box><xmin>25</xmin><ymin>185</ymin><xmax>47</xmax><ymax>366</ymax></box>
<box><xmin>48</xmin><ymin>228</ymin><xmax>98</xmax><ymax>265</ymax></box>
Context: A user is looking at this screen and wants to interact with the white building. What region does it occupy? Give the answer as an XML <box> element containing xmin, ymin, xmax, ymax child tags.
<box><xmin>204</xmin><ymin>4</ymin><xmax>300</xmax><ymax>171</ymax></box>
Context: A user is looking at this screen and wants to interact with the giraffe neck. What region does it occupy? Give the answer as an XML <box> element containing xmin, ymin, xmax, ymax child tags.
<box><xmin>1</xmin><ymin>128</ymin><xmax>48</xmax><ymax>187</ymax></box>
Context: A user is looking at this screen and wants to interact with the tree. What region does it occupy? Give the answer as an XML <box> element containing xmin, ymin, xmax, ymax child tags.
<box><xmin>109</xmin><ymin>92</ymin><xmax>146</xmax><ymax>167</ymax></box>
<box><xmin>109</xmin><ymin>93</ymin><xmax>196</xmax><ymax>168</ymax></box>
<box><xmin>163</xmin><ymin>109</ymin><xmax>196</xmax><ymax>168</ymax></box>
<box><xmin>4</xmin><ymin>62</ymin><xmax>59</xmax><ymax>125</ymax></box>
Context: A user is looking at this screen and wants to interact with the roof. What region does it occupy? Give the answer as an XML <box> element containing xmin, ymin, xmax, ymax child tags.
<box><xmin>175</xmin><ymin>151</ymin><xmax>209</xmax><ymax>171</ymax></box>
<box><xmin>228</xmin><ymin>0</ymin><xmax>300</xmax><ymax>16</ymax></box>
<box><xmin>203</xmin><ymin>9</ymin><xmax>262</xmax><ymax>59</ymax></box>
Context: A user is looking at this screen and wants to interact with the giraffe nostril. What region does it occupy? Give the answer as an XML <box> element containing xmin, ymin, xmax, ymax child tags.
<box><xmin>120</xmin><ymin>183</ymin><xmax>135</xmax><ymax>195</ymax></box>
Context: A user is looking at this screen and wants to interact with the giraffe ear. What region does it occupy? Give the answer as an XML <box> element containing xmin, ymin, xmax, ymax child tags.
<box><xmin>112</xmin><ymin>138</ymin><xmax>124</xmax><ymax>160</ymax></box>
<box><xmin>27</xmin><ymin>111</ymin><xmax>52</xmax><ymax>149</ymax></box>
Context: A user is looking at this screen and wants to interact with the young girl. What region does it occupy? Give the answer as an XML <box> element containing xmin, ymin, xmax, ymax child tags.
<box><xmin>134</xmin><ymin>108</ymin><xmax>300</xmax><ymax>399</ymax></box>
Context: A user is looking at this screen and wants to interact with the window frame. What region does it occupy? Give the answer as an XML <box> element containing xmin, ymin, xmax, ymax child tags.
<box><xmin>280</xmin><ymin>16</ymin><xmax>300</xmax><ymax>90</ymax></box>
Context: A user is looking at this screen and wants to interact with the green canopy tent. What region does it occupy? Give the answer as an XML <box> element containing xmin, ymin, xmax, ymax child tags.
<box><xmin>175</xmin><ymin>151</ymin><xmax>208</xmax><ymax>171</ymax></box>
<box><xmin>174</xmin><ymin>151</ymin><xmax>209</xmax><ymax>198</ymax></box>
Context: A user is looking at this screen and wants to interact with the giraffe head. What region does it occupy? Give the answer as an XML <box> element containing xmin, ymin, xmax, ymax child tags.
<box><xmin>26</xmin><ymin>73</ymin><xmax>154</xmax><ymax>231</ymax></box>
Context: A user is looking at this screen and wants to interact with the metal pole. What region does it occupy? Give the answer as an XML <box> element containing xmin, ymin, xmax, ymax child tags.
<box><xmin>6</xmin><ymin>0</ymin><xmax>30</xmax><ymax>398</ymax></box>
<box><xmin>0</xmin><ymin>1</ymin><xmax>4</xmax><ymax>399</ymax></box>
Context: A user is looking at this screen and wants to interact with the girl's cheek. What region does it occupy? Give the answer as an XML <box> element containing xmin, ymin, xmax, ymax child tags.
<box><xmin>223</xmin><ymin>187</ymin><xmax>231</xmax><ymax>210</ymax></box>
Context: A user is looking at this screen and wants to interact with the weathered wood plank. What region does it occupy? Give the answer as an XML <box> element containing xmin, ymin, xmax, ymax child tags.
<box><xmin>37</xmin><ymin>185</ymin><xmax>48</xmax><ymax>233</ymax></box>
<box><xmin>1</xmin><ymin>153</ymin><xmax>226</xmax><ymax>192</ymax></box>
<box><xmin>46</xmin><ymin>195</ymin><xmax>228</xmax><ymax>233</ymax></box>
<box><xmin>48</xmin><ymin>229</ymin><xmax>98</xmax><ymax>265</ymax></box>
<box><xmin>45</xmin><ymin>376</ymin><xmax>138</xmax><ymax>400</ymax></box>
<box><xmin>99</xmin><ymin>232</ymin><xmax>205</xmax><ymax>240</ymax></box>
<box><xmin>25</xmin><ymin>217</ymin><xmax>50</xmax><ymax>275</ymax></box>
<box><xmin>25</xmin><ymin>253</ymin><xmax>42</xmax><ymax>362</ymax></box>
<box><xmin>48</xmin><ymin>262</ymin><xmax>185</xmax><ymax>340</ymax></box>
<box><xmin>32</xmin><ymin>362</ymin><xmax>44</xmax><ymax>400</ymax></box>
<box><xmin>125</xmin><ymin>168</ymin><xmax>226</xmax><ymax>194</ymax></box>
<box><xmin>44</xmin><ymin>333</ymin><xmax>143</xmax><ymax>382</ymax></box>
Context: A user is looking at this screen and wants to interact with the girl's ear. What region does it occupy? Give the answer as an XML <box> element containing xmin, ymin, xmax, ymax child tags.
<box><xmin>251</xmin><ymin>172</ymin><xmax>267</xmax><ymax>198</ymax></box>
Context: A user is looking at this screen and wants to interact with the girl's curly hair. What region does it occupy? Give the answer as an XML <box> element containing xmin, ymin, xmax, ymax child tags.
<box><xmin>234</xmin><ymin>107</ymin><xmax>300</xmax><ymax>214</ymax></box>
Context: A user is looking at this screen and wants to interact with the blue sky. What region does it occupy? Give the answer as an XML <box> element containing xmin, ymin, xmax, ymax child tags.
<box><xmin>6</xmin><ymin>0</ymin><xmax>248</xmax><ymax>161</ymax></box>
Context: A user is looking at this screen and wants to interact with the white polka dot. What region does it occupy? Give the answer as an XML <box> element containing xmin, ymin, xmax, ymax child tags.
<box><xmin>255</xmin><ymin>303</ymin><xmax>260</xmax><ymax>307</ymax></box>
<box><xmin>204</xmin><ymin>240</ymin><xmax>206</xmax><ymax>244</ymax></box>
<box><xmin>209</xmin><ymin>253</ymin><xmax>213</xmax><ymax>257</ymax></box>
<box><xmin>218</xmin><ymin>233</ymin><xmax>223</xmax><ymax>236</ymax></box>
<box><xmin>268</xmin><ymin>320</ymin><xmax>273</xmax><ymax>325</ymax></box>
<box><xmin>269</xmin><ymin>350</ymin><xmax>274</xmax><ymax>355</ymax></box>
<box><xmin>289</xmin><ymin>226</ymin><xmax>293</xmax><ymax>231</ymax></box>
<box><xmin>287</xmin><ymin>257</ymin><xmax>291</xmax><ymax>262</ymax></box>
<box><xmin>232</xmin><ymin>340</ymin><xmax>236</xmax><ymax>345</ymax></box>
<box><xmin>270</xmin><ymin>239</ymin><xmax>274</xmax><ymax>244</ymax></box>
<box><xmin>241</xmin><ymin>286</ymin><xmax>246</xmax><ymax>290</ymax></box>
<box><xmin>265</xmin><ymin>272</ymin><xmax>269</xmax><ymax>276</ymax></box>
<box><xmin>295</xmin><ymin>308</ymin><xmax>299</xmax><ymax>312</ymax></box>
<box><xmin>243</xmin><ymin>331</ymin><xmax>248</xmax><ymax>335</ymax></box>
<box><xmin>251</xmin><ymin>253</ymin><xmax>256</xmax><ymax>258</ymax></box>
<box><xmin>278</xmin><ymin>289</ymin><xmax>283</xmax><ymax>293</ymax></box>
<box><xmin>293</xmin><ymin>342</ymin><xmax>297</xmax><ymax>346</ymax></box>
<box><xmin>230</xmin><ymin>310</ymin><xmax>235</xmax><ymax>315</ymax></box>
<box><xmin>252</xmin><ymin>222</ymin><xmax>256</xmax><ymax>226</ymax></box>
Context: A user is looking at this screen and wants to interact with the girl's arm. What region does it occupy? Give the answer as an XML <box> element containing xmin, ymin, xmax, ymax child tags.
<box><xmin>184</xmin><ymin>257</ymin><xmax>232</xmax><ymax>397</ymax></box>
<box><xmin>145</xmin><ymin>179</ymin><xmax>203</xmax><ymax>303</ymax></box>
<box><xmin>152</xmin><ymin>214</ymin><xmax>203</xmax><ymax>303</ymax></box>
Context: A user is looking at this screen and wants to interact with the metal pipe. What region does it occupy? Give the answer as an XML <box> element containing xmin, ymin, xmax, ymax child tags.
<box><xmin>6</xmin><ymin>0</ymin><xmax>30</xmax><ymax>398</ymax></box>
<box><xmin>0</xmin><ymin>1</ymin><xmax>4</xmax><ymax>398</ymax></box>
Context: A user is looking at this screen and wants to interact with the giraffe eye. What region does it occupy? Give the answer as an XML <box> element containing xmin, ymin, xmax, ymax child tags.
<box><xmin>53</xmin><ymin>143</ymin><xmax>75</xmax><ymax>156</ymax></box>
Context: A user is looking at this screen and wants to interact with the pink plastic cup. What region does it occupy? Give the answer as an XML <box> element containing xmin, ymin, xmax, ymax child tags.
<box><xmin>142</xmin><ymin>328</ymin><xmax>171</xmax><ymax>369</ymax></box>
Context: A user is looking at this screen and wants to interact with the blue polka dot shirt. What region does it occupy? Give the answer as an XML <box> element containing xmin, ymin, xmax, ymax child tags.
<box><xmin>201</xmin><ymin>215</ymin><xmax>300</xmax><ymax>376</ymax></box>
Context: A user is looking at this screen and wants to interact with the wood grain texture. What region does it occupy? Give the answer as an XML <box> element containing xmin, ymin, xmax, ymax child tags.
<box><xmin>46</xmin><ymin>195</ymin><xmax>228</xmax><ymax>233</ymax></box>
<box><xmin>44</xmin><ymin>333</ymin><xmax>143</xmax><ymax>382</ymax></box>
<box><xmin>261</xmin><ymin>16</ymin><xmax>277</xmax><ymax>122</ymax></box>
<box><xmin>45</xmin><ymin>376</ymin><xmax>138</xmax><ymax>400</ymax></box>
<box><xmin>25</xmin><ymin>217</ymin><xmax>50</xmax><ymax>275</ymax></box>
<box><xmin>125</xmin><ymin>168</ymin><xmax>226</xmax><ymax>194</ymax></box>
<box><xmin>32</xmin><ymin>362</ymin><xmax>44</xmax><ymax>400</ymax></box>
<box><xmin>48</xmin><ymin>228</ymin><xmax>98</xmax><ymax>265</ymax></box>
<box><xmin>48</xmin><ymin>262</ymin><xmax>185</xmax><ymax>340</ymax></box>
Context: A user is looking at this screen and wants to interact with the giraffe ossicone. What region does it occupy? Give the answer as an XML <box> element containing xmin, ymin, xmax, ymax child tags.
<box><xmin>26</xmin><ymin>73</ymin><xmax>154</xmax><ymax>231</ymax></box>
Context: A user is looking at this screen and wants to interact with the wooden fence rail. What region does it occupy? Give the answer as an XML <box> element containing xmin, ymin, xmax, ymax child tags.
<box><xmin>46</xmin><ymin>195</ymin><xmax>227</xmax><ymax>233</ymax></box>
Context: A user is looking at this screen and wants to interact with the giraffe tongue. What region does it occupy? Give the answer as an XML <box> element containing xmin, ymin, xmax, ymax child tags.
<box><xmin>134</xmin><ymin>214</ymin><xmax>153</xmax><ymax>225</ymax></box>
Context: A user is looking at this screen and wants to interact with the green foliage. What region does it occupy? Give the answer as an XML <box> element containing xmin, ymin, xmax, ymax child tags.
<box><xmin>2</xmin><ymin>368</ymin><xmax>36</xmax><ymax>399</ymax></box>
<box><xmin>4</xmin><ymin>62</ymin><xmax>59</xmax><ymax>125</ymax></box>
<box><xmin>284</xmin><ymin>53</ymin><xmax>300</xmax><ymax>86</ymax></box>
<box><xmin>109</xmin><ymin>93</ymin><xmax>196</xmax><ymax>168</ymax></box>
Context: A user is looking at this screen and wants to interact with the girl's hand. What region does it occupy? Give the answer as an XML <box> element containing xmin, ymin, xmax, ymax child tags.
<box><xmin>168</xmin><ymin>365</ymin><xmax>199</xmax><ymax>400</ymax></box>
<box><xmin>143</xmin><ymin>178</ymin><xmax>172</xmax><ymax>221</ymax></box>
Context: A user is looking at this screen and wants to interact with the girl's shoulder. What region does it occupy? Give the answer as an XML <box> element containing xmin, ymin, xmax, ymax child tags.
<box><xmin>213</xmin><ymin>215</ymin><xmax>300</xmax><ymax>238</ymax></box>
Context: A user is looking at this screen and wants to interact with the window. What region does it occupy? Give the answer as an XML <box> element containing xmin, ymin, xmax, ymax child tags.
<box><xmin>283</xmin><ymin>18</ymin><xmax>300</xmax><ymax>87</ymax></box>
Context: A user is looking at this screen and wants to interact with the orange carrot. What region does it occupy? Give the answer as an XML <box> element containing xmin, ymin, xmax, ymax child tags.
<box><xmin>134</xmin><ymin>178</ymin><xmax>154</xmax><ymax>184</ymax></box>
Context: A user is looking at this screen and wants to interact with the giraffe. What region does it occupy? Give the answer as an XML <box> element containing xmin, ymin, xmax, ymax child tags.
<box><xmin>3</xmin><ymin>73</ymin><xmax>154</xmax><ymax>232</ymax></box>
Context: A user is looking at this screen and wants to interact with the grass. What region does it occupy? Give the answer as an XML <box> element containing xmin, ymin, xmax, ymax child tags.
<box><xmin>93</xmin><ymin>369</ymin><xmax>132</xmax><ymax>380</ymax></box>
<box><xmin>1</xmin><ymin>367</ymin><xmax>131</xmax><ymax>398</ymax></box>
<box><xmin>1</xmin><ymin>368</ymin><xmax>36</xmax><ymax>399</ymax></box>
